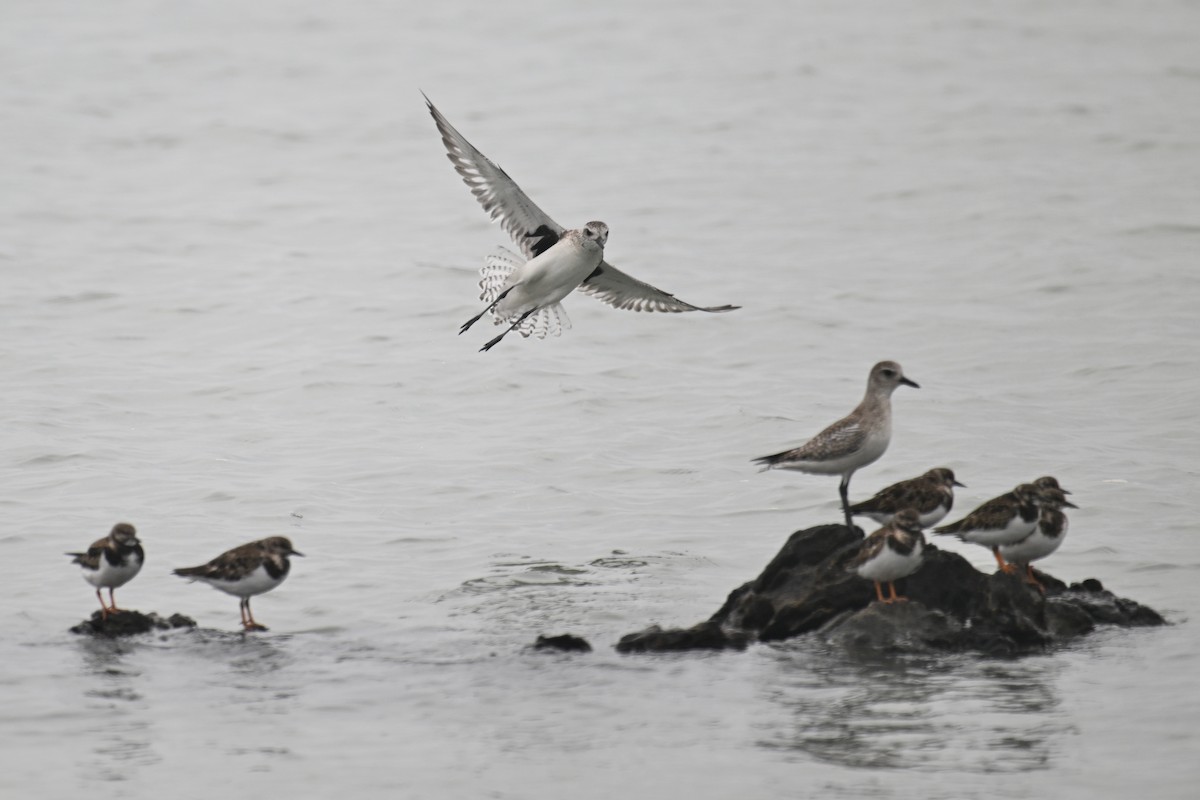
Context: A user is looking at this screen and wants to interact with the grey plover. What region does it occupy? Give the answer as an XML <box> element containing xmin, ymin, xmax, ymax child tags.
<box><xmin>848</xmin><ymin>467</ymin><xmax>965</xmax><ymax>528</ymax></box>
<box><xmin>847</xmin><ymin>508</ymin><xmax>926</xmax><ymax>604</ymax></box>
<box><xmin>999</xmin><ymin>485</ymin><xmax>1078</xmax><ymax>592</ymax></box>
<box><xmin>425</xmin><ymin>95</ymin><xmax>739</xmax><ymax>351</ymax></box>
<box><xmin>933</xmin><ymin>483</ymin><xmax>1041</xmax><ymax>572</ymax></box>
<box><xmin>753</xmin><ymin>360</ymin><xmax>919</xmax><ymax>529</ymax></box>
<box><xmin>65</xmin><ymin>523</ymin><xmax>144</xmax><ymax>618</ymax></box>
<box><xmin>173</xmin><ymin>537</ymin><xmax>303</xmax><ymax>631</ymax></box>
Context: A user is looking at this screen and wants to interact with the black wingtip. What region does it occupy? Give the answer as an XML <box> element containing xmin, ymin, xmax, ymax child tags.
<box><xmin>703</xmin><ymin>304</ymin><xmax>741</xmax><ymax>313</ymax></box>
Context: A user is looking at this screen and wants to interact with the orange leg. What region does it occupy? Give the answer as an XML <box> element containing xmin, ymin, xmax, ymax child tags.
<box><xmin>241</xmin><ymin>598</ymin><xmax>267</xmax><ymax>631</ymax></box>
<box><xmin>873</xmin><ymin>581</ymin><xmax>887</xmax><ymax>603</ymax></box>
<box><xmin>993</xmin><ymin>548</ymin><xmax>1019</xmax><ymax>574</ymax></box>
<box><xmin>1024</xmin><ymin>564</ymin><xmax>1046</xmax><ymax>594</ymax></box>
<box><xmin>888</xmin><ymin>582</ymin><xmax>908</xmax><ymax>603</ymax></box>
<box><xmin>107</xmin><ymin>588</ymin><xmax>122</xmax><ymax>613</ymax></box>
<box><xmin>96</xmin><ymin>589</ymin><xmax>110</xmax><ymax>620</ymax></box>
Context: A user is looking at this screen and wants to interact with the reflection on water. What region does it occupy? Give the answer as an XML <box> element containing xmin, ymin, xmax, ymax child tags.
<box><xmin>758</xmin><ymin>642</ymin><xmax>1073</xmax><ymax>774</ymax></box>
<box><xmin>75</xmin><ymin>638</ymin><xmax>159</xmax><ymax>782</ymax></box>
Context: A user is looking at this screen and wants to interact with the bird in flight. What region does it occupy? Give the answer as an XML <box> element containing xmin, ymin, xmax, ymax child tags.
<box><xmin>424</xmin><ymin>94</ymin><xmax>740</xmax><ymax>351</ymax></box>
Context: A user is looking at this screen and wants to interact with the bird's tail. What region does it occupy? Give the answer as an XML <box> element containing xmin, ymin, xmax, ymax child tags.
<box><xmin>481</xmin><ymin>247</ymin><xmax>572</xmax><ymax>339</ymax></box>
<box><xmin>480</xmin><ymin>247</ymin><xmax>524</xmax><ymax>306</ymax></box>
<box><xmin>64</xmin><ymin>551</ymin><xmax>86</xmax><ymax>564</ymax></box>
<box><xmin>172</xmin><ymin>566</ymin><xmax>204</xmax><ymax>579</ymax></box>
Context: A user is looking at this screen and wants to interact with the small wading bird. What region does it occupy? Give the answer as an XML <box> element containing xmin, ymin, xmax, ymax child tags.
<box><xmin>424</xmin><ymin>94</ymin><xmax>739</xmax><ymax>352</ymax></box>
<box><xmin>998</xmin><ymin>485</ymin><xmax>1078</xmax><ymax>593</ymax></box>
<box><xmin>848</xmin><ymin>467</ymin><xmax>965</xmax><ymax>528</ymax></box>
<box><xmin>753</xmin><ymin>361</ymin><xmax>919</xmax><ymax>529</ymax></box>
<box><xmin>65</xmin><ymin>522</ymin><xmax>144</xmax><ymax>619</ymax></box>
<box><xmin>933</xmin><ymin>483</ymin><xmax>1041</xmax><ymax>573</ymax></box>
<box><xmin>847</xmin><ymin>508</ymin><xmax>927</xmax><ymax>604</ymax></box>
<box><xmin>173</xmin><ymin>537</ymin><xmax>303</xmax><ymax>631</ymax></box>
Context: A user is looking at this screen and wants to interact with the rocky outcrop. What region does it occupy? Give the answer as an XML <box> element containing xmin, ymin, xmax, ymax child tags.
<box><xmin>617</xmin><ymin>524</ymin><xmax>1165</xmax><ymax>655</ymax></box>
<box><xmin>70</xmin><ymin>609</ymin><xmax>197</xmax><ymax>637</ymax></box>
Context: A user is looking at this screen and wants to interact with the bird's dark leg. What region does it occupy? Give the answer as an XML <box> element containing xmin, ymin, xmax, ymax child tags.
<box><xmin>460</xmin><ymin>286</ymin><xmax>516</xmax><ymax>335</ymax></box>
<box><xmin>839</xmin><ymin>474</ymin><xmax>853</xmax><ymax>530</ymax></box>
<box><xmin>480</xmin><ymin>308</ymin><xmax>536</xmax><ymax>352</ymax></box>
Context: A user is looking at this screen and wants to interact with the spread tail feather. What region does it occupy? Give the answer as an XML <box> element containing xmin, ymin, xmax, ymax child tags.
<box><xmin>480</xmin><ymin>247</ymin><xmax>525</xmax><ymax>306</ymax></box>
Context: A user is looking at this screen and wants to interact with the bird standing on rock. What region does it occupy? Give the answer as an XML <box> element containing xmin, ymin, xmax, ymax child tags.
<box><xmin>753</xmin><ymin>361</ymin><xmax>920</xmax><ymax>529</ymax></box>
<box><xmin>933</xmin><ymin>483</ymin><xmax>1041</xmax><ymax>573</ymax></box>
<box><xmin>848</xmin><ymin>467</ymin><xmax>965</xmax><ymax>528</ymax></box>
<box><xmin>173</xmin><ymin>537</ymin><xmax>303</xmax><ymax>632</ymax></box>
<box><xmin>848</xmin><ymin>508</ymin><xmax>927</xmax><ymax>604</ymax></box>
<box><xmin>65</xmin><ymin>522</ymin><xmax>144</xmax><ymax>619</ymax></box>
<box><xmin>999</xmin><ymin>485</ymin><xmax>1078</xmax><ymax>592</ymax></box>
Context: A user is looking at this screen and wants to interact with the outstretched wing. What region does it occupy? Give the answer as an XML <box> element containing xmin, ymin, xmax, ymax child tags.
<box><xmin>577</xmin><ymin>260</ymin><xmax>741</xmax><ymax>313</ymax></box>
<box><xmin>425</xmin><ymin>93</ymin><xmax>564</xmax><ymax>260</ymax></box>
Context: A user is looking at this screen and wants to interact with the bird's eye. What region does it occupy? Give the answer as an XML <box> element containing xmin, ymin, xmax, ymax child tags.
<box><xmin>585</xmin><ymin>228</ymin><xmax>594</xmax><ymax>237</ymax></box>
<box><xmin>882</xmin><ymin>369</ymin><xmax>895</xmax><ymax>377</ymax></box>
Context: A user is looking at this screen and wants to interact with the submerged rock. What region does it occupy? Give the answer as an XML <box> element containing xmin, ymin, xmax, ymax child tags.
<box><xmin>69</xmin><ymin>609</ymin><xmax>197</xmax><ymax>638</ymax></box>
<box><xmin>531</xmin><ymin>634</ymin><xmax>593</xmax><ymax>653</ymax></box>
<box><xmin>617</xmin><ymin>524</ymin><xmax>1165</xmax><ymax>655</ymax></box>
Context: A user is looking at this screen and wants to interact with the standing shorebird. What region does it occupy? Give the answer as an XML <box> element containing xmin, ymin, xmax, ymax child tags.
<box><xmin>999</xmin><ymin>485</ymin><xmax>1078</xmax><ymax>592</ymax></box>
<box><xmin>933</xmin><ymin>483</ymin><xmax>1041</xmax><ymax>573</ymax></box>
<box><xmin>425</xmin><ymin>95</ymin><xmax>739</xmax><ymax>351</ymax></box>
<box><xmin>173</xmin><ymin>537</ymin><xmax>303</xmax><ymax>631</ymax></box>
<box><xmin>753</xmin><ymin>361</ymin><xmax>919</xmax><ymax>529</ymax></box>
<box><xmin>847</xmin><ymin>508</ymin><xmax>927</xmax><ymax>604</ymax></box>
<box><xmin>848</xmin><ymin>467</ymin><xmax>965</xmax><ymax>528</ymax></box>
<box><xmin>65</xmin><ymin>522</ymin><xmax>144</xmax><ymax>619</ymax></box>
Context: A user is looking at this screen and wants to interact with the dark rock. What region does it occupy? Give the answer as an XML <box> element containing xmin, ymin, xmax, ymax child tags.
<box><xmin>618</xmin><ymin>523</ymin><xmax>1166</xmax><ymax>656</ymax></box>
<box><xmin>616</xmin><ymin>621</ymin><xmax>748</xmax><ymax>653</ymax></box>
<box><xmin>531</xmin><ymin>634</ymin><xmax>593</xmax><ymax>653</ymax></box>
<box><xmin>70</xmin><ymin>609</ymin><xmax>197</xmax><ymax>638</ymax></box>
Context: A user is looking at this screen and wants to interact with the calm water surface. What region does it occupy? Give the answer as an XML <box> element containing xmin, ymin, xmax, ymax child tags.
<box><xmin>2</xmin><ymin>1</ymin><xmax>1197</xmax><ymax>798</ymax></box>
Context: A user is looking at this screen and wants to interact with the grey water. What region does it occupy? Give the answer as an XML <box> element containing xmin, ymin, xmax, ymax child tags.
<box><xmin>2</xmin><ymin>0</ymin><xmax>1198</xmax><ymax>797</ymax></box>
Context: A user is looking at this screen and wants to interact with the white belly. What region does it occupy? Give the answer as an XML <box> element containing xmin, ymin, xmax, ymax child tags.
<box><xmin>82</xmin><ymin>554</ymin><xmax>143</xmax><ymax>590</ymax></box>
<box><xmin>496</xmin><ymin>240</ymin><xmax>601</xmax><ymax>318</ymax></box>
<box><xmin>958</xmin><ymin>516</ymin><xmax>1037</xmax><ymax>547</ymax></box>
<box><xmin>999</xmin><ymin>520</ymin><xmax>1068</xmax><ymax>564</ymax></box>
<box><xmin>856</xmin><ymin>538</ymin><xmax>924</xmax><ymax>583</ymax></box>
<box><xmin>201</xmin><ymin>565</ymin><xmax>285</xmax><ymax>598</ymax></box>
<box><xmin>859</xmin><ymin>503</ymin><xmax>950</xmax><ymax>528</ymax></box>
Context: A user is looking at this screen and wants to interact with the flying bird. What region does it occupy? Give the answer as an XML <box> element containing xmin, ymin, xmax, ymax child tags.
<box><xmin>425</xmin><ymin>94</ymin><xmax>739</xmax><ymax>351</ymax></box>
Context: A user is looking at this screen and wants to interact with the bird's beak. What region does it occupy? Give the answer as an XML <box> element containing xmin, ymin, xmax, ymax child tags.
<box><xmin>291</xmin><ymin>549</ymin><xmax>305</xmax><ymax>557</ymax></box>
<box><xmin>901</xmin><ymin>377</ymin><xmax>920</xmax><ymax>389</ymax></box>
<box><xmin>953</xmin><ymin>479</ymin><xmax>967</xmax><ymax>488</ymax></box>
<box><xmin>1063</xmin><ymin>500</ymin><xmax>1079</xmax><ymax>510</ymax></box>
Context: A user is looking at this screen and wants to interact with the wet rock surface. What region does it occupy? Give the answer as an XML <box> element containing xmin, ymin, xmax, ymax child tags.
<box><xmin>531</xmin><ymin>634</ymin><xmax>593</xmax><ymax>653</ymax></box>
<box><xmin>617</xmin><ymin>524</ymin><xmax>1165</xmax><ymax>655</ymax></box>
<box><xmin>69</xmin><ymin>609</ymin><xmax>197</xmax><ymax>637</ymax></box>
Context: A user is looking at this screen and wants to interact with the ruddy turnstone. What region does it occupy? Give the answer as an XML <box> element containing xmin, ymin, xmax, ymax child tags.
<box><xmin>65</xmin><ymin>522</ymin><xmax>144</xmax><ymax>618</ymax></box>
<box><xmin>752</xmin><ymin>361</ymin><xmax>919</xmax><ymax>529</ymax></box>
<box><xmin>1033</xmin><ymin>475</ymin><xmax>1071</xmax><ymax>495</ymax></box>
<box><xmin>425</xmin><ymin>95</ymin><xmax>739</xmax><ymax>352</ymax></box>
<box><xmin>172</xmin><ymin>537</ymin><xmax>303</xmax><ymax>631</ymax></box>
<box><xmin>998</xmin><ymin>486</ymin><xmax>1078</xmax><ymax>592</ymax></box>
<box><xmin>847</xmin><ymin>508</ymin><xmax>926</xmax><ymax>604</ymax></box>
<box><xmin>848</xmin><ymin>467</ymin><xmax>965</xmax><ymax>528</ymax></box>
<box><xmin>933</xmin><ymin>483</ymin><xmax>1041</xmax><ymax>573</ymax></box>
